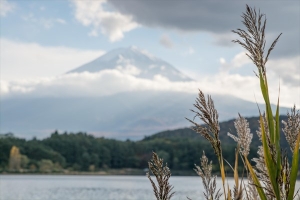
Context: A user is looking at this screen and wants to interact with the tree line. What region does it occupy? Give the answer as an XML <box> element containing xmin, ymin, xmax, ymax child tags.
<box><xmin>0</xmin><ymin>115</ymin><xmax>296</xmax><ymax>174</ymax></box>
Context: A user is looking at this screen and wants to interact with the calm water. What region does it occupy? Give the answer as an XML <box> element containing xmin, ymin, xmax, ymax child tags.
<box><xmin>0</xmin><ymin>175</ymin><xmax>299</xmax><ymax>200</ymax></box>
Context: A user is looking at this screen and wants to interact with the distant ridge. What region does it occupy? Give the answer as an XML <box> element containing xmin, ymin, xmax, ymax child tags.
<box><xmin>143</xmin><ymin>115</ymin><xmax>289</xmax><ymax>149</ymax></box>
<box><xmin>67</xmin><ymin>46</ymin><xmax>192</xmax><ymax>82</ymax></box>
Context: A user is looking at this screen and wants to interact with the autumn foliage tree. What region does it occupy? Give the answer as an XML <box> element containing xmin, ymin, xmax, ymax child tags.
<box><xmin>9</xmin><ymin>145</ymin><xmax>21</xmax><ymax>171</ymax></box>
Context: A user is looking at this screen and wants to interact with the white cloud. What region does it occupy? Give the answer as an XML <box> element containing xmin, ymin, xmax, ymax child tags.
<box><xmin>219</xmin><ymin>51</ymin><xmax>300</xmax><ymax>89</ymax></box>
<box><xmin>231</xmin><ymin>52</ymin><xmax>250</xmax><ymax>68</ymax></box>
<box><xmin>159</xmin><ymin>34</ymin><xmax>173</xmax><ymax>49</ymax></box>
<box><xmin>220</xmin><ymin>57</ymin><xmax>226</xmax><ymax>65</ymax></box>
<box><xmin>217</xmin><ymin>52</ymin><xmax>300</xmax><ymax>107</ymax></box>
<box><xmin>72</xmin><ymin>0</ymin><xmax>138</xmax><ymax>42</ymax></box>
<box><xmin>0</xmin><ymin>0</ymin><xmax>14</xmax><ymax>17</ymax></box>
<box><xmin>116</xmin><ymin>55</ymin><xmax>131</xmax><ymax>65</ymax></box>
<box><xmin>1</xmin><ymin>66</ymin><xmax>299</xmax><ymax>109</ymax></box>
<box><xmin>0</xmin><ymin>38</ymin><xmax>105</xmax><ymax>81</ymax></box>
<box><xmin>22</xmin><ymin>13</ymin><xmax>67</xmax><ymax>29</ymax></box>
<box><xmin>116</xmin><ymin>65</ymin><xmax>141</xmax><ymax>76</ymax></box>
<box><xmin>220</xmin><ymin>52</ymin><xmax>251</xmax><ymax>73</ymax></box>
<box><xmin>115</xmin><ymin>55</ymin><xmax>141</xmax><ymax>75</ymax></box>
<box><xmin>267</xmin><ymin>56</ymin><xmax>300</xmax><ymax>87</ymax></box>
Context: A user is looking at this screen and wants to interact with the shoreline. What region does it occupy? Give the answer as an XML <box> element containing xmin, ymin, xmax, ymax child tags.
<box><xmin>1</xmin><ymin>173</ymin><xmax>299</xmax><ymax>180</ymax></box>
<box><xmin>0</xmin><ymin>168</ymin><xmax>209</xmax><ymax>176</ymax></box>
<box><xmin>1</xmin><ymin>169</ymin><xmax>299</xmax><ymax>179</ymax></box>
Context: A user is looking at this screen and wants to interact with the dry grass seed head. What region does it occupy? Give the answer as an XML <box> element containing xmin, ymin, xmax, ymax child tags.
<box><xmin>252</xmin><ymin>146</ymin><xmax>276</xmax><ymax>199</ymax></box>
<box><xmin>147</xmin><ymin>152</ymin><xmax>175</xmax><ymax>200</ymax></box>
<box><xmin>245</xmin><ymin>174</ymin><xmax>259</xmax><ymax>200</ymax></box>
<box><xmin>282</xmin><ymin>105</ymin><xmax>300</xmax><ymax>152</ymax></box>
<box><xmin>256</xmin><ymin>114</ymin><xmax>278</xmax><ymax>162</ymax></box>
<box><xmin>186</xmin><ymin>90</ymin><xmax>221</xmax><ymax>158</ymax></box>
<box><xmin>228</xmin><ymin>114</ymin><xmax>253</xmax><ymax>157</ymax></box>
<box><xmin>194</xmin><ymin>151</ymin><xmax>222</xmax><ymax>200</ymax></box>
<box><xmin>232</xmin><ymin>4</ymin><xmax>281</xmax><ymax>75</ymax></box>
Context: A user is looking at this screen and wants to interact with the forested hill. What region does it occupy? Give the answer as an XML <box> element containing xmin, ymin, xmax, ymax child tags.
<box><xmin>144</xmin><ymin>115</ymin><xmax>289</xmax><ymax>148</ymax></box>
<box><xmin>0</xmin><ymin>115</ymin><xmax>295</xmax><ymax>175</ymax></box>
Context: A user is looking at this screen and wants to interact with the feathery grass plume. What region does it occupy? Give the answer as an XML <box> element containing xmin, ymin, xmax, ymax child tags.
<box><xmin>186</xmin><ymin>90</ymin><xmax>221</xmax><ymax>158</ymax></box>
<box><xmin>233</xmin><ymin>5</ymin><xmax>299</xmax><ymax>199</ymax></box>
<box><xmin>194</xmin><ymin>151</ymin><xmax>222</xmax><ymax>200</ymax></box>
<box><xmin>232</xmin><ymin>4</ymin><xmax>281</xmax><ymax>155</ymax></box>
<box><xmin>232</xmin><ymin>4</ymin><xmax>300</xmax><ymax>200</ymax></box>
<box><xmin>256</xmin><ymin>114</ymin><xmax>269</xmax><ymax>142</ymax></box>
<box><xmin>252</xmin><ymin>146</ymin><xmax>275</xmax><ymax>199</ymax></box>
<box><xmin>255</xmin><ymin>114</ymin><xmax>278</xmax><ymax>173</ymax></box>
<box><xmin>244</xmin><ymin>174</ymin><xmax>259</xmax><ymax>200</ymax></box>
<box><xmin>147</xmin><ymin>152</ymin><xmax>175</xmax><ymax>200</ymax></box>
<box><xmin>232</xmin><ymin>4</ymin><xmax>281</xmax><ymax>149</ymax></box>
<box><xmin>232</xmin><ymin>5</ymin><xmax>281</xmax><ymax>75</ymax></box>
<box><xmin>256</xmin><ymin>113</ymin><xmax>278</xmax><ymax>167</ymax></box>
<box><xmin>282</xmin><ymin>106</ymin><xmax>300</xmax><ymax>152</ymax></box>
<box><xmin>186</xmin><ymin>90</ymin><xmax>227</xmax><ymax>199</ymax></box>
<box><xmin>228</xmin><ymin>114</ymin><xmax>253</xmax><ymax>157</ymax></box>
<box><xmin>281</xmin><ymin>151</ymin><xmax>293</xmax><ymax>199</ymax></box>
<box><xmin>227</xmin><ymin>118</ymin><xmax>249</xmax><ymax>200</ymax></box>
<box><xmin>254</xmin><ymin>113</ymin><xmax>289</xmax><ymax>199</ymax></box>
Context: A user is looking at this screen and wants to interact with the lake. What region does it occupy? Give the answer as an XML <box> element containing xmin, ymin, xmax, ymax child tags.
<box><xmin>0</xmin><ymin>175</ymin><xmax>299</xmax><ymax>200</ymax></box>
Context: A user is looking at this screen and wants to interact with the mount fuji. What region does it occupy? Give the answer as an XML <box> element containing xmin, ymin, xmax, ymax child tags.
<box><xmin>0</xmin><ymin>47</ymin><xmax>287</xmax><ymax>140</ymax></box>
<box><xmin>67</xmin><ymin>46</ymin><xmax>192</xmax><ymax>82</ymax></box>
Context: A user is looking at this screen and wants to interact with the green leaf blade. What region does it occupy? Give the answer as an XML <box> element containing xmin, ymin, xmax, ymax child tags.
<box><xmin>244</xmin><ymin>157</ymin><xmax>267</xmax><ymax>200</ymax></box>
<box><xmin>275</xmin><ymin>94</ymin><xmax>281</xmax><ymax>184</ymax></box>
<box><xmin>287</xmin><ymin>131</ymin><xmax>300</xmax><ymax>200</ymax></box>
<box><xmin>260</xmin><ymin>115</ymin><xmax>281</xmax><ymax>200</ymax></box>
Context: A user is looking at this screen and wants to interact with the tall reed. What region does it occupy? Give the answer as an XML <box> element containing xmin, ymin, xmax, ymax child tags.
<box><xmin>147</xmin><ymin>4</ymin><xmax>300</xmax><ymax>200</ymax></box>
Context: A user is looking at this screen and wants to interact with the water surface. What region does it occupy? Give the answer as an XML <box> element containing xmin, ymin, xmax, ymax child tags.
<box><xmin>0</xmin><ymin>175</ymin><xmax>299</xmax><ymax>200</ymax></box>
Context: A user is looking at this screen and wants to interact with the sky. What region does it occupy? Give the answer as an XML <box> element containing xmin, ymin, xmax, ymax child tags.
<box><xmin>0</xmin><ymin>0</ymin><xmax>300</xmax><ymax>108</ymax></box>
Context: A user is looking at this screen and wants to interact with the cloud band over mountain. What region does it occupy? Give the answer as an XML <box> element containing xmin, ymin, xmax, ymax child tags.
<box><xmin>1</xmin><ymin>69</ymin><xmax>299</xmax><ymax>109</ymax></box>
<box><xmin>1</xmin><ymin>41</ymin><xmax>299</xmax><ymax>109</ymax></box>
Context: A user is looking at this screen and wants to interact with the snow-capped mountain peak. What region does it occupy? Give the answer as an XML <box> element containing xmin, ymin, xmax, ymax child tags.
<box><xmin>67</xmin><ymin>47</ymin><xmax>192</xmax><ymax>82</ymax></box>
